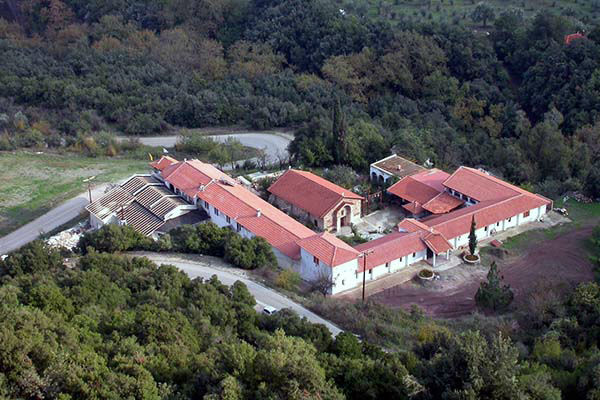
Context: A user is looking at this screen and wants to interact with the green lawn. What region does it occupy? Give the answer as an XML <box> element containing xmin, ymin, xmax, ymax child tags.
<box><xmin>0</xmin><ymin>151</ymin><xmax>149</xmax><ymax>236</ymax></box>
<box><xmin>496</xmin><ymin>198</ymin><xmax>600</xmax><ymax>253</ymax></box>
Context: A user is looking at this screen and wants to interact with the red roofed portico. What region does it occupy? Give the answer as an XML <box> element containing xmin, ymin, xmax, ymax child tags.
<box><xmin>268</xmin><ymin>169</ymin><xmax>364</xmax><ymax>233</ymax></box>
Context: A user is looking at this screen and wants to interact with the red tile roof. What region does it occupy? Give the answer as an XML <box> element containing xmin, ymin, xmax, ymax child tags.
<box><xmin>268</xmin><ymin>169</ymin><xmax>363</xmax><ymax>218</ymax></box>
<box><xmin>161</xmin><ymin>160</ymin><xmax>230</xmax><ymax>198</ymax></box>
<box><xmin>565</xmin><ymin>32</ymin><xmax>585</xmax><ymax>45</ymax></box>
<box><xmin>402</xmin><ymin>201</ymin><xmax>425</xmax><ymax>215</ymax></box>
<box><xmin>422</xmin><ymin>192</ymin><xmax>464</xmax><ymax>214</ymax></box>
<box><xmin>185</xmin><ymin>168</ymin><xmax>314</xmax><ymax>260</ymax></box>
<box><xmin>355</xmin><ymin>231</ymin><xmax>427</xmax><ymax>271</ymax></box>
<box><xmin>150</xmin><ymin>155</ymin><xmax>178</xmax><ymax>171</ymax></box>
<box><xmin>442</xmin><ymin>167</ymin><xmax>525</xmax><ymax>202</ymax></box>
<box><xmin>422</xmin><ymin>231</ymin><xmax>453</xmax><ymax>254</ymax></box>
<box><xmin>398</xmin><ymin>218</ymin><xmax>431</xmax><ymax>233</ymax></box>
<box><xmin>424</xmin><ymin>194</ymin><xmax>550</xmax><ymax>239</ymax></box>
<box><xmin>388</xmin><ymin>176</ymin><xmax>440</xmax><ymax>204</ymax></box>
<box><xmin>298</xmin><ymin>233</ymin><xmax>360</xmax><ymax>267</ymax></box>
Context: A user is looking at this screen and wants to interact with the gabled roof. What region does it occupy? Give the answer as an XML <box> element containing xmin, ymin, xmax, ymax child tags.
<box><xmin>442</xmin><ymin>167</ymin><xmax>523</xmax><ymax>202</ymax></box>
<box><xmin>298</xmin><ymin>233</ymin><xmax>360</xmax><ymax>267</ymax></box>
<box><xmin>268</xmin><ymin>169</ymin><xmax>363</xmax><ymax>218</ymax></box>
<box><xmin>354</xmin><ymin>231</ymin><xmax>427</xmax><ymax>271</ymax></box>
<box><xmin>424</xmin><ymin>194</ymin><xmax>549</xmax><ymax>239</ymax></box>
<box><xmin>387</xmin><ymin>169</ymin><xmax>452</xmax><ymax>212</ymax></box>
<box><xmin>161</xmin><ymin>159</ymin><xmax>230</xmax><ymax>198</ymax></box>
<box><xmin>422</xmin><ymin>192</ymin><xmax>464</xmax><ymax>214</ymax></box>
<box><xmin>402</xmin><ymin>201</ymin><xmax>425</xmax><ymax>215</ymax></box>
<box><xmin>150</xmin><ymin>155</ymin><xmax>178</xmax><ymax>171</ymax></box>
<box><xmin>388</xmin><ymin>176</ymin><xmax>440</xmax><ymax>204</ymax></box>
<box><xmin>422</xmin><ymin>231</ymin><xmax>453</xmax><ymax>254</ymax></box>
<box><xmin>195</xmin><ymin>177</ymin><xmax>315</xmax><ymax>260</ymax></box>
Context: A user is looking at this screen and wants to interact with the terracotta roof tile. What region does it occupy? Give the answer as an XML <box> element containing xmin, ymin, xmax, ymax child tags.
<box><xmin>422</xmin><ymin>192</ymin><xmax>464</xmax><ymax>214</ymax></box>
<box><xmin>150</xmin><ymin>155</ymin><xmax>178</xmax><ymax>171</ymax></box>
<box><xmin>354</xmin><ymin>231</ymin><xmax>427</xmax><ymax>271</ymax></box>
<box><xmin>422</xmin><ymin>231</ymin><xmax>453</xmax><ymax>253</ymax></box>
<box><xmin>298</xmin><ymin>233</ymin><xmax>360</xmax><ymax>267</ymax></box>
<box><xmin>268</xmin><ymin>169</ymin><xmax>363</xmax><ymax>218</ymax></box>
<box><xmin>195</xmin><ymin>177</ymin><xmax>315</xmax><ymax>260</ymax></box>
<box><xmin>443</xmin><ymin>167</ymin><xmax>524</xmax><ymax>201</ymax></box>
<box><xmin>425</xmin><ymin>194</ymin><xmax>550</xmax><ymax>239</ymax></box>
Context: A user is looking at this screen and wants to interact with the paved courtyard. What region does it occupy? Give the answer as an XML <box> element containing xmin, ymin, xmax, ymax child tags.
<box><xmin>354</xmin><ymin>206</ymin><xmax>405</xmax><ymax>239</ymax></box>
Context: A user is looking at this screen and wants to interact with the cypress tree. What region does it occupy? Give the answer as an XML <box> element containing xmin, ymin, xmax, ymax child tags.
<box><xmin>469</xmin><ymin>215</ymin><xmax>478</xmax><ymax>256</ymax></box>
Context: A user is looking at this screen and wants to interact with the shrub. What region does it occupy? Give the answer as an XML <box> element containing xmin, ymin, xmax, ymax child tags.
<box><xmin>78</xmin><ymin>224</ymin><xmax>153</xmax><ymax>254</ymax></box>
<box><xmin>276</xmin><ymin>269</ymin><xmax>301</xmax><ymax>291</ymax></box>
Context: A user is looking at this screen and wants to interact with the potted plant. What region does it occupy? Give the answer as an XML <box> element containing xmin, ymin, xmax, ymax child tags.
<box><xmin>418</xmin><ymin>268</ymin><xmax>435</xmax><ymax>282</ymax></box>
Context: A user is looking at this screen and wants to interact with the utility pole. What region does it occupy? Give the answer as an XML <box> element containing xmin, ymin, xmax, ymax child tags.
<box><xmin>83</xmin><ymin>176</ymin><xmax>96</xmax><ymax>203</ymax></box>
<box><xmin>361</xmin><ymin>249</ymin><xmax>374</xmax><ymax>303</ymax></box>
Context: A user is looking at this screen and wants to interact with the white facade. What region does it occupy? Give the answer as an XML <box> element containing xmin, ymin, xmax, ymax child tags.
<box><xmin>299</xmin><ymin>248</ymin><xmax>360</xmax><ymax>295</ymax></box>
<box><xmin>450</xmin><ymin>204</ymin><xmax>548</xmax><ymax>248</ymax></box>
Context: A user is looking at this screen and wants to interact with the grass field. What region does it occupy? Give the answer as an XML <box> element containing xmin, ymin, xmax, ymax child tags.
<box><xmin>498</xmin><ymin>198</ymin><xmax>600</xmax><ymax>254</ymax></box>
<box><xmin>0</xmin><ymin>151</ymin><xmax>149</xmax><ymax>236</ymax></box>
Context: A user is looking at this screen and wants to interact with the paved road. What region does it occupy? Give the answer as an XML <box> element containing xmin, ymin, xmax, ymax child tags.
<box><xmin>0</xmin><ymin>184</ymin><xmax>111</xmax><ymax>255</ymax></box>
<box><xmin>120</xmin><ymin>132</ymin><xmax>292</xmax><ymax>165</ymax></box>
<box><xmin>141</xmin><ymin>254</ymin><xmax>343</xmax><ymax>336</ymax></box>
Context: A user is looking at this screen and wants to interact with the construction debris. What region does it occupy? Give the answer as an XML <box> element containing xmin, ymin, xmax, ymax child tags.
<box><xmin>46</xmin><ymin>222</ymin><xmax>89</xmax><ymax>250</ymax></box>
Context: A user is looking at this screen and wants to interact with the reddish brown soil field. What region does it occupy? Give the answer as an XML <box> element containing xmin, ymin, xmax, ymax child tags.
<box><xmin>372</xmin><ymin>226</ymin><xmax>596</xmax><ymax>318</ymax></box>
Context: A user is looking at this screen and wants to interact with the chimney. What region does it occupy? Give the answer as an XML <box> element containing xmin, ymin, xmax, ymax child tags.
<box><xmin>257</xmin><ymin>209</ymin><xmax>261</xmax><ymax>217</ymax></box>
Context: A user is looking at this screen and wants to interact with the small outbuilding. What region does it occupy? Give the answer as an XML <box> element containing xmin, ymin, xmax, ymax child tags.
<box><xmin>268</xmin><ymin>169</ymin><xmax>364</xmax><ymax>233</ymax></box>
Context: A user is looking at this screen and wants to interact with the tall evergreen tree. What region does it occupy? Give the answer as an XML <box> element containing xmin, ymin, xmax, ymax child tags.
<box><xmin>475</xmin><ymin>261</ymin><xmax>514</xmax><ymax>311</ymax></box>
<box><xmin>469</xmin><ymin>215</ymin><xmax>478</xmax><ymax>256</ymax></box>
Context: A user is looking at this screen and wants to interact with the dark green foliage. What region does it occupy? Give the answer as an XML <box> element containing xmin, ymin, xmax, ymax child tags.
<box><xmin>224</xmin><ymin>235</ymin><xmax>278</xmax><ymax>270</ymax></box>
<box><xmin>78</xmin><ymin>223</ymin><xmax>153</xmax><ymax>254</ymax></box>
<box><xmin>475</xmin><ymin>261</ymin><xmax>514</xmax><ymax>312</ymax></box>
<box><xmin>469</xmin><ymin>215</ymin><xmax>478</xmax><ymax>256</ymax></box>
<box><xmin>0</xmin><ymin>240</ymin><xmax>63</xmax><ymax>277</ymax></box>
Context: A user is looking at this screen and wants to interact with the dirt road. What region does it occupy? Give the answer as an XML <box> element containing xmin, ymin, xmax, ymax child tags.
<box><xmin>373</xmin><ymin>225</ymin><xmax>596</xmax><ymax>318</ymax></box>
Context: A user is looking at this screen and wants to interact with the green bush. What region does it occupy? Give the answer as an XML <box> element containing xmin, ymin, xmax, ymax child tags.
<box><xmin>78</xmin><ymin>224</ymin><xmax>153</xmax><ymax>254</ymax></box>
<box><xmin>275</xmin><ymin>269</ymin><xmax>301</xmax><ymax>291</ymax></box>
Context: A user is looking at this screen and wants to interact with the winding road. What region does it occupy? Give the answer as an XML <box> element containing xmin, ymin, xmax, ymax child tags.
<box><xmin>131</xmin><ymin>253</ymin><xmax>342</xmax><ymax>336</ymax></box>
<box><xmin>122</xmin><ymin>131</ymin><xmax>293</xmax><ymax>165</ymax></box>
<box><xmin>0</xmin><ymin>132</ymin><xmax>293</xmax><ymax>255</ymax></box>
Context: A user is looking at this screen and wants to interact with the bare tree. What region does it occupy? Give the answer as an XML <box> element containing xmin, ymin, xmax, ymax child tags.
<box><xmin>311</xmin><ymin>271</ymin><xmax>333</xmax><ymax>297</ymax></box>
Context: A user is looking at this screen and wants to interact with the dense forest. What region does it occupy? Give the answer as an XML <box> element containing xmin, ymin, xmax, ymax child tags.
<box><xmin>1</xmin><ymin>0</ymin><xmax>600</xmax><ymax>198</ymax></box>
<box><xmin>1</xmin><ymin>230</ymin><xmax>600</xmax><ymax>398</ymax></box>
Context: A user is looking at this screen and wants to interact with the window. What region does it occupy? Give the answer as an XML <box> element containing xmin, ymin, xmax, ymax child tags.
<box><xmin>369</xmin><ymin>269</ymin><xmax>373</xmax><ymax>275</ymax></box>
<box><xmin>342</xmin><ymin>280</ymin><xmax>345</xmax><ymax>286</ymax></box>
<box><xmin>226</xmin><ymin>215</ymin><xmax>231</xmax><ymax>223</ymax></box>
<box><xmin>496</xmin><ymin>222</ymin><xmax>500</xmax><ymax>226</ymax></box>
<box><xmin>313</xmin><ymin>256</ymin><xmax>319</xmax><ymax>265</ymax></box>
<box><xmin>485</xmin><ymin>226</ymin><xmax>488</xmax><ymax>231</ymax></box>
<box><xmin>508</xmin><ymin>217</ymin><xmax>512</xmax><ymax>222</ymax></box>
<box><xmin>214</xmin><ymin>208</ymin><xmax>219</xmax><ymax>216</ymax></box>
<box><xmin>236</xmin><ymin>223</ymin><xmax>242</xmax><ymax>232</ymax></box>
<box><xmin>524</xmin><ymin>210</ymin><xmax>530</xmax><ymax>217</ymax></box>
<box><xmin>385</xmin><ymin>262</ymin><xmax>390</xmax><ymax>270</ymax></box>
<box><xmin>204</xmin><ymin>200</ymin><xmax>209</xmax><ymax>208</ymax></box>
<box><xmin>412</xmin><ymin>252</ymin><xmax>416</xmax><ymax>257</ymax></box>
<box><xmin>399</xmin><ymin>257</ymin><xmax>403</xmax><ymax>262</ymax></box>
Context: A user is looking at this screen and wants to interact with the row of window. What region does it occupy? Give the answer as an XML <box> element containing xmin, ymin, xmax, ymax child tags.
<box><xmin>203</xmin><ymin>200</ymin><xmax>242</xmax><ymax>233</ymax></box>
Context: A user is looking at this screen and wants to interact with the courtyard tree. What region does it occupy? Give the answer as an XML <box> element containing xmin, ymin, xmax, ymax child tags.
<box><xmin>469</xmin><ymin>215</ymin><xmax>478</xmax><ymax>256</ymax></box>
<box><xmin>475</xmin><ymin>262</ymin><xmax>514</xmax><ymax>312</ymax></box>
